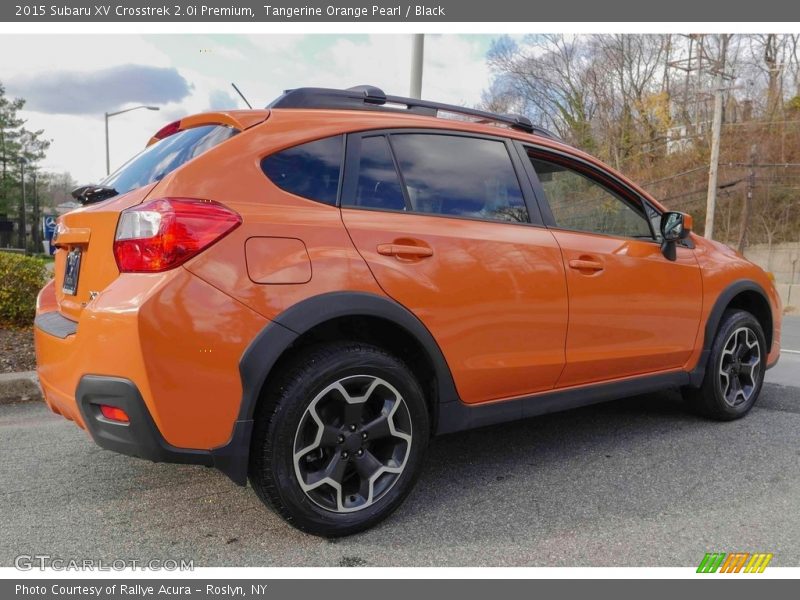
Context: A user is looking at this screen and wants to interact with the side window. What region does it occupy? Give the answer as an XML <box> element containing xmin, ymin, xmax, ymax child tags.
<box><xmin>261</xmin><ymin>135</ymin><xmax>343</xmax><ymax>205</ymax></box>
<box><xmin>529</xmin><ymin>155</ymin><xmax>653</xmax><ymax>239</ymax></box>
<box><xmin>389</xmin><ymin>134</ymin><xmax>528</xmax><ymax>223</ymax></box>
<box><xmin>350</xmin><ymin>136</ymin><xmax>407</xmax><ymax>211</ymax></box>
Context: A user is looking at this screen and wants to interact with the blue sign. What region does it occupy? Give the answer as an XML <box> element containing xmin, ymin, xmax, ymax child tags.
<box><xmin>42</xmin><ymin>215</ymin><xmax>57</xmax><ymax>255</ymax></box>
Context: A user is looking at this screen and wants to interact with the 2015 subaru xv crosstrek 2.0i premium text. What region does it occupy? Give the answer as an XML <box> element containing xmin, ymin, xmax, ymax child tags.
<box><xmin>35</xmin><ymin>86</ymin><xmax>782</xmax><ymax>536</ymax></box>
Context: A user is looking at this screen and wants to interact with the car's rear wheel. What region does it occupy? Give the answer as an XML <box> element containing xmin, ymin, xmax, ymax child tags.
<box><xmin>248</xmin><ymin>342</ymin><xmax>429</xmax><ymax>537</ymax></box>
<box><xmin>682</xmin><ymin>309</ymin><xmax>766</xmax><ymax>420</ymax></box>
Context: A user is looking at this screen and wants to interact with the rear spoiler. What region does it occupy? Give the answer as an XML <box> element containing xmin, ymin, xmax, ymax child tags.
<box><xmin>146</xmin><ymin>109</ymin><xmax>270</xmax><ymax>146</ymax></box>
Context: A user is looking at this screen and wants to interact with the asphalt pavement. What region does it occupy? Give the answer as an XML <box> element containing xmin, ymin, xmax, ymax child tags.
<box><xmin>1</xmin><ymin>318</ymin><xmax>799</xmax><ymax>567</ymax></box>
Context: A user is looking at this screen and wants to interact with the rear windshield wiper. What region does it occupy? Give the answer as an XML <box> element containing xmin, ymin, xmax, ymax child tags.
<box><xmin>71</xmin><ymin>184</ymin><xmax>119</xmax><ymax>205</ymax></box>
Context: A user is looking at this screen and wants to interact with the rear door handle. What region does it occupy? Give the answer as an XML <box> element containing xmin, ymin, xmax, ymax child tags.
<box><xmin>568</xmin><ymin>259</ymin><xmax>604</xmax><ymax>272</ymax></box>
<box><xmin>376</xmin><ymin>243</ymin><xmax>434</xmax><ymax>258</ymax></box>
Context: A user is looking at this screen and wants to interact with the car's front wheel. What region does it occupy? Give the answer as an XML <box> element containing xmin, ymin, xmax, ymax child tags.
<box><xmin>248</xmin><ymin>342</ymin><xmax>429</xmax><ymax>537</ymax></box>
<box><xmin>682</xmin><ymin>309</ymin><xmax>767</xmax><ymax>420</ymax></box>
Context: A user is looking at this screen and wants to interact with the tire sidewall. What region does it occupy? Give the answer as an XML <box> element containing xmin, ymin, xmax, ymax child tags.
<box><xmin>264</xmin><ymin>345</ymin><xmax>429</xmax><ymax>536</ymax></box>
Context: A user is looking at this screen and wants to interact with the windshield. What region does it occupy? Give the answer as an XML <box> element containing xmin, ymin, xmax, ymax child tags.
<box><xmin>101</xmin><ymin>125</ymin><xmax>237</xmax><ymax>195</ymax></box>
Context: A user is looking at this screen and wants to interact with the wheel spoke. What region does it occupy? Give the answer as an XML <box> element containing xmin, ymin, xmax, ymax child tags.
<box><xmin>363</xmin><ymin>414</ymin><xmax>392</xmax><ymax>439</ymax></box>
<box><xmin>319</xmin><ymin>425</ymin><xmax>342</xmax><ymax>448</ymax></box>
<box><xmin>306</xmin><ymin>453</ymin><xmax>347</xmax><ymax>487</ymax></box>
<box><xmin>354</xmin><ymin>449</ymin><xmax>383</xmax><ymax>480</ymax></box>
<box><xmin>742</xmin><ymin>355</ymin><xmax>761</xmax><ymax>385</ymax></box>
<box><xmin>343</xmin><ymin>400</ymin><xmax>364</xmax><ymax>425</ymax></box>
<box><xmin>720</xmin><ymin>368</ymin><xmax>730</xmax><ymax>397</ymax></box>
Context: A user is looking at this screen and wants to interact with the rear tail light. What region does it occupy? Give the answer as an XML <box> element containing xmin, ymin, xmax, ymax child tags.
<box><xmin>114</xmin><ymin>198</ymin><xmax>241</xmax><ymax>273</ymax></box>
<box><xmin>99</xmin><ymin>405</ymin><xmax>130</xmax><ymax>423</ymax></box>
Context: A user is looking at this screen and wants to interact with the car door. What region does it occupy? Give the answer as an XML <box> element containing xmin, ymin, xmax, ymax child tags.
<box><xmin>340</xmin><ymin>131</ymin><xmax>569</xmax><ymax>405</ymax></box>
<box><xmin>518</xmin><ymin>144</ymin><xmax>703</xmax><ymax>388</ymax></box>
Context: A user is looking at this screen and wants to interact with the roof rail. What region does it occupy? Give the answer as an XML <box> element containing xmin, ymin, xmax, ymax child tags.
<box><xmin>268</xmin><ymin>85</ymin><xmax>560</xmax><ymax>139</ymax></box>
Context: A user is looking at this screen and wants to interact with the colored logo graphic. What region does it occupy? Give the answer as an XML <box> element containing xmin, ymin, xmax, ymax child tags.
<box><xmin>697</xmin><ymin>552</ymin><xmax>773</xmax><ymax>573</ymax></box>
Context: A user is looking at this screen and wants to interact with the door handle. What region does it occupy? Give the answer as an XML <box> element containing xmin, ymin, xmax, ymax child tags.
<box><xmin>376</xmin><ymin>243</ymin><xmax>434</xmax><ymax>258</ymax></box>
<box><xmin>568</xmin><ymin>258</ymin><xmax>604</xmax><ymax>272</ymax></box>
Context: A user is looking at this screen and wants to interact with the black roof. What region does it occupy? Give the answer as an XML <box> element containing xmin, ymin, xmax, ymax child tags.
<box><xmin>268</xmin><ymin>85</ymin><xmax>559</xmax><ymax>139</ymax></box>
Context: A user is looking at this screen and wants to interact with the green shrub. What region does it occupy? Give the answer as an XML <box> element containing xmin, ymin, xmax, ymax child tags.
<box><xmin>0</xmin><ymin>252</ymin><xmax>50</xmax><ymax>327</ymax></box>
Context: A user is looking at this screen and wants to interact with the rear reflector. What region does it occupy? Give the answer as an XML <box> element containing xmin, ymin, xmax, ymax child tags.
<box><xmin>99</xmin><ymin>405</ymin><xmax>130</xmax><ymax>423</ymax></box>
<box><xmin>114</xmin><ymin>198</ymin><xmax>241</xmax><ymax>273</ymax></box>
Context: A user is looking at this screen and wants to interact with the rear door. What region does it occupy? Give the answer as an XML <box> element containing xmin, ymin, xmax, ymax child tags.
<box><xmin>518</xmin><ymin>144</ymin><xmax>703</xmax><ymax>387</ymax></box>
<box><xmin>340</xmin><ymin>130</ymin><xmax>569</xmax><ymax>405</ymax></box>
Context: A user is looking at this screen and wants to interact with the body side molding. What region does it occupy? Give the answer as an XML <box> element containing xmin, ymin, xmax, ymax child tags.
<box><xmin>437</xmin><ymin>370</ymin><xmax>691</xmax><ymax>434</ymax></box>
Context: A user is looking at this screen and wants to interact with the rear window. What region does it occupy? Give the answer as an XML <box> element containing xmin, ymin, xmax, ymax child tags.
<box><xmin>261</xmin><ymin>135</ymin><xmax>344</xmax><ymax>206</ymax></box>
<box><xmin>102</xmin><ymin>125</ymin><xmax>237</xmax><ymax>196</ymax></box>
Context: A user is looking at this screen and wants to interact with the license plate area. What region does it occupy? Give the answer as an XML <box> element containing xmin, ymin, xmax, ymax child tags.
<box><xmin>62</xmin><ymin>248</ymin><xmax>82</xmax><ymax>296</ymax></box>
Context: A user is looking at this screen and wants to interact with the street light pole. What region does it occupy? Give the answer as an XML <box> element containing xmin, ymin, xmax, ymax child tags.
<box><xmin>104</xmin><ymin>105</ymin><xmax>160</xmax><ymax>175</ymax></box>
<box><xmin>105</xmin><ymin>111</ymin><xmax>110</xmax><ymax>176</ymax></box>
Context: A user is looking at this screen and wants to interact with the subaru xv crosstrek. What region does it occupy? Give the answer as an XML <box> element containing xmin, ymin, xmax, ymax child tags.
<box><xmin>35</xmin><ymin>86</ymin><xmax>781</xmax><ymax>536</ymax></box>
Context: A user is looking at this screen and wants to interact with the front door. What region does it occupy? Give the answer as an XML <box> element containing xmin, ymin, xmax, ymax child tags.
<box><xmin>521</xmin><ymin>148</ymin><xmax>703</xmax><ymax>388</ymax></box>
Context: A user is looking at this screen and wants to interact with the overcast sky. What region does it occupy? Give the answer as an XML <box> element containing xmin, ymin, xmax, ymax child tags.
<box><xmin>0</xmin><ymin>34</ymin><xmax>499</xmax><ymax>183</ymax></box>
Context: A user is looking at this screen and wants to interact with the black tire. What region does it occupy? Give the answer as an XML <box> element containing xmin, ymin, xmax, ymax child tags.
<box><xmin>248</xmin><ymin>341</ymin><xmax>430</xmax><ymax>537</ymax></box>
<box><xmin>681</xmin><ymin>309</ymin><xmax>767</xmax><ymax>421</ymax></box>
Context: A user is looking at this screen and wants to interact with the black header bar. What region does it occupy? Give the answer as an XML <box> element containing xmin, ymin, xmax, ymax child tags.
<box><xmin>3</xmin><ymin>0</ymin><xmax>800</xmax><ymax>22</ymax></box>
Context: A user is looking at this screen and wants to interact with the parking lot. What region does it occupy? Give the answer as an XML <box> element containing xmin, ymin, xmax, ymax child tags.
<box><xmin>2</xmin><ymin>319</ymin><xmax>799</xmax><ymax>568</ymax></box>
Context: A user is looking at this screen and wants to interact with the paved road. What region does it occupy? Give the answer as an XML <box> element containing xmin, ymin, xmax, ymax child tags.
<box><xmin>1</xmin><ymin>320</ymin><xmax>798</xmax><ymax>568</ymax></box>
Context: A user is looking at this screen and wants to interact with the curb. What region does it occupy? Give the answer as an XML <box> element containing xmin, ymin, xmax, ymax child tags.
<box><xmin>0</xmin><ymin>371</ymin><xmax>42</xmax><ymax>405</ymax></box>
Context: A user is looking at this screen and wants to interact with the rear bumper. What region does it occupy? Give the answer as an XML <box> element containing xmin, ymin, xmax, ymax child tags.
<box><xmin>77</xmin><ymin>375</ymin><xmax>213</xmax><ymax>466</ymax></box>
<box><xmin>34</xmin><ymin>268</ymin><xmax>268</xmax><ymax>484</ymax></box>
<box><xmin>75</xmin><ymin>375</ymin><xmax>252</xmax><ymax>484</ymax></box>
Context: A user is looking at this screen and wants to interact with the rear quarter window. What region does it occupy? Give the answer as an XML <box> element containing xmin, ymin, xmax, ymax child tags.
<box><xmin>261</xmin><ymin>135</ymin><xmax>344</xmax><ymax>206</ymax></box>
<box><xmin>102</xmin><ymin>125</ymin><xmax>237</xmax><ymax>196</ymax></box>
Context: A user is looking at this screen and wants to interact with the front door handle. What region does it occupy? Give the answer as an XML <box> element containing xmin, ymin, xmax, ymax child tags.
<box><xmin>377</xmin><ymin>243</ymin><xmax>434</xmax><ymax>258</ymax></box>
<box><xmin>568</xmin><ymin>258</ymin><xmax>604</xmax><ymax>272</ymax></box>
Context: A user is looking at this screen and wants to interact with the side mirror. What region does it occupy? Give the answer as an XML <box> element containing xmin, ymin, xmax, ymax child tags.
<box><xmin>660</xmin><ymin>212</ymin><xmax>692</xmax><ymax>260</ymax></box>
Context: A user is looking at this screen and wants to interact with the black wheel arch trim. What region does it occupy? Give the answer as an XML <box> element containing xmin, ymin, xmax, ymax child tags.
<box><xmin>238</xmin><ymin>291</ymin><xmax>461</xmax><ymax>424</ymax></box>
<box><xmin>688</xmin><ymin>278</ymin><xmax>774</xmax><ymax>387</ymax></box>
<box><xmin>225</xmin><ymin>291</ymin><xmax>461</xmax><ymax>485</ymax></box>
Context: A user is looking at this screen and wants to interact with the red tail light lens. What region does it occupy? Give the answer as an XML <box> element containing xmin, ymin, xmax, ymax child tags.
<box><xmin>114</xmin><ymin>198</ymin><xmax>241</xmax><ymax>273</ymax></box>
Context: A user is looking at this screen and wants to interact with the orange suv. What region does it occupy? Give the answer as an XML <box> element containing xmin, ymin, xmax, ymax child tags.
<box><xmin>35</xmin><ymin>86</ymin><xmax>781</xmax><ymax>536</ymax></box>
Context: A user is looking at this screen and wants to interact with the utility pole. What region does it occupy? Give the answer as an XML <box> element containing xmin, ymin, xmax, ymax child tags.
<box><xmin>31</xmin><ymin>170</ymin><xmax>39</xmax><ymax>250</ymax></box>
<box><xmin>703</xmin><ymin>35</ymin><xmax>730</xmax><ymax>240</ymax></box>
<box><xmin>17</xmin><ymin>158</ymin><xmax>26</xmax><ymax>250</ymax></box>
<box><xmin>705</xmin><ymin>71</ymin><xmax>724</xmax><ymax>240</ymax></box>
<box><xmin>737</xmin><ymin>144</ymin><xmax>758</xmax><ymax>253</ymax></box>
<box><xmin>409</xmin><ymin>34</ymin><xmax>424</xmax><ymax>99</ymax></box>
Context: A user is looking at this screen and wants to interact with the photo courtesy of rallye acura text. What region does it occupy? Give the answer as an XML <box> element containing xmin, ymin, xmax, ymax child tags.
<box><xmin>35</xmin><ymin>85</ymin><xmax>781</xmax><ymax>537</ymax></box>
